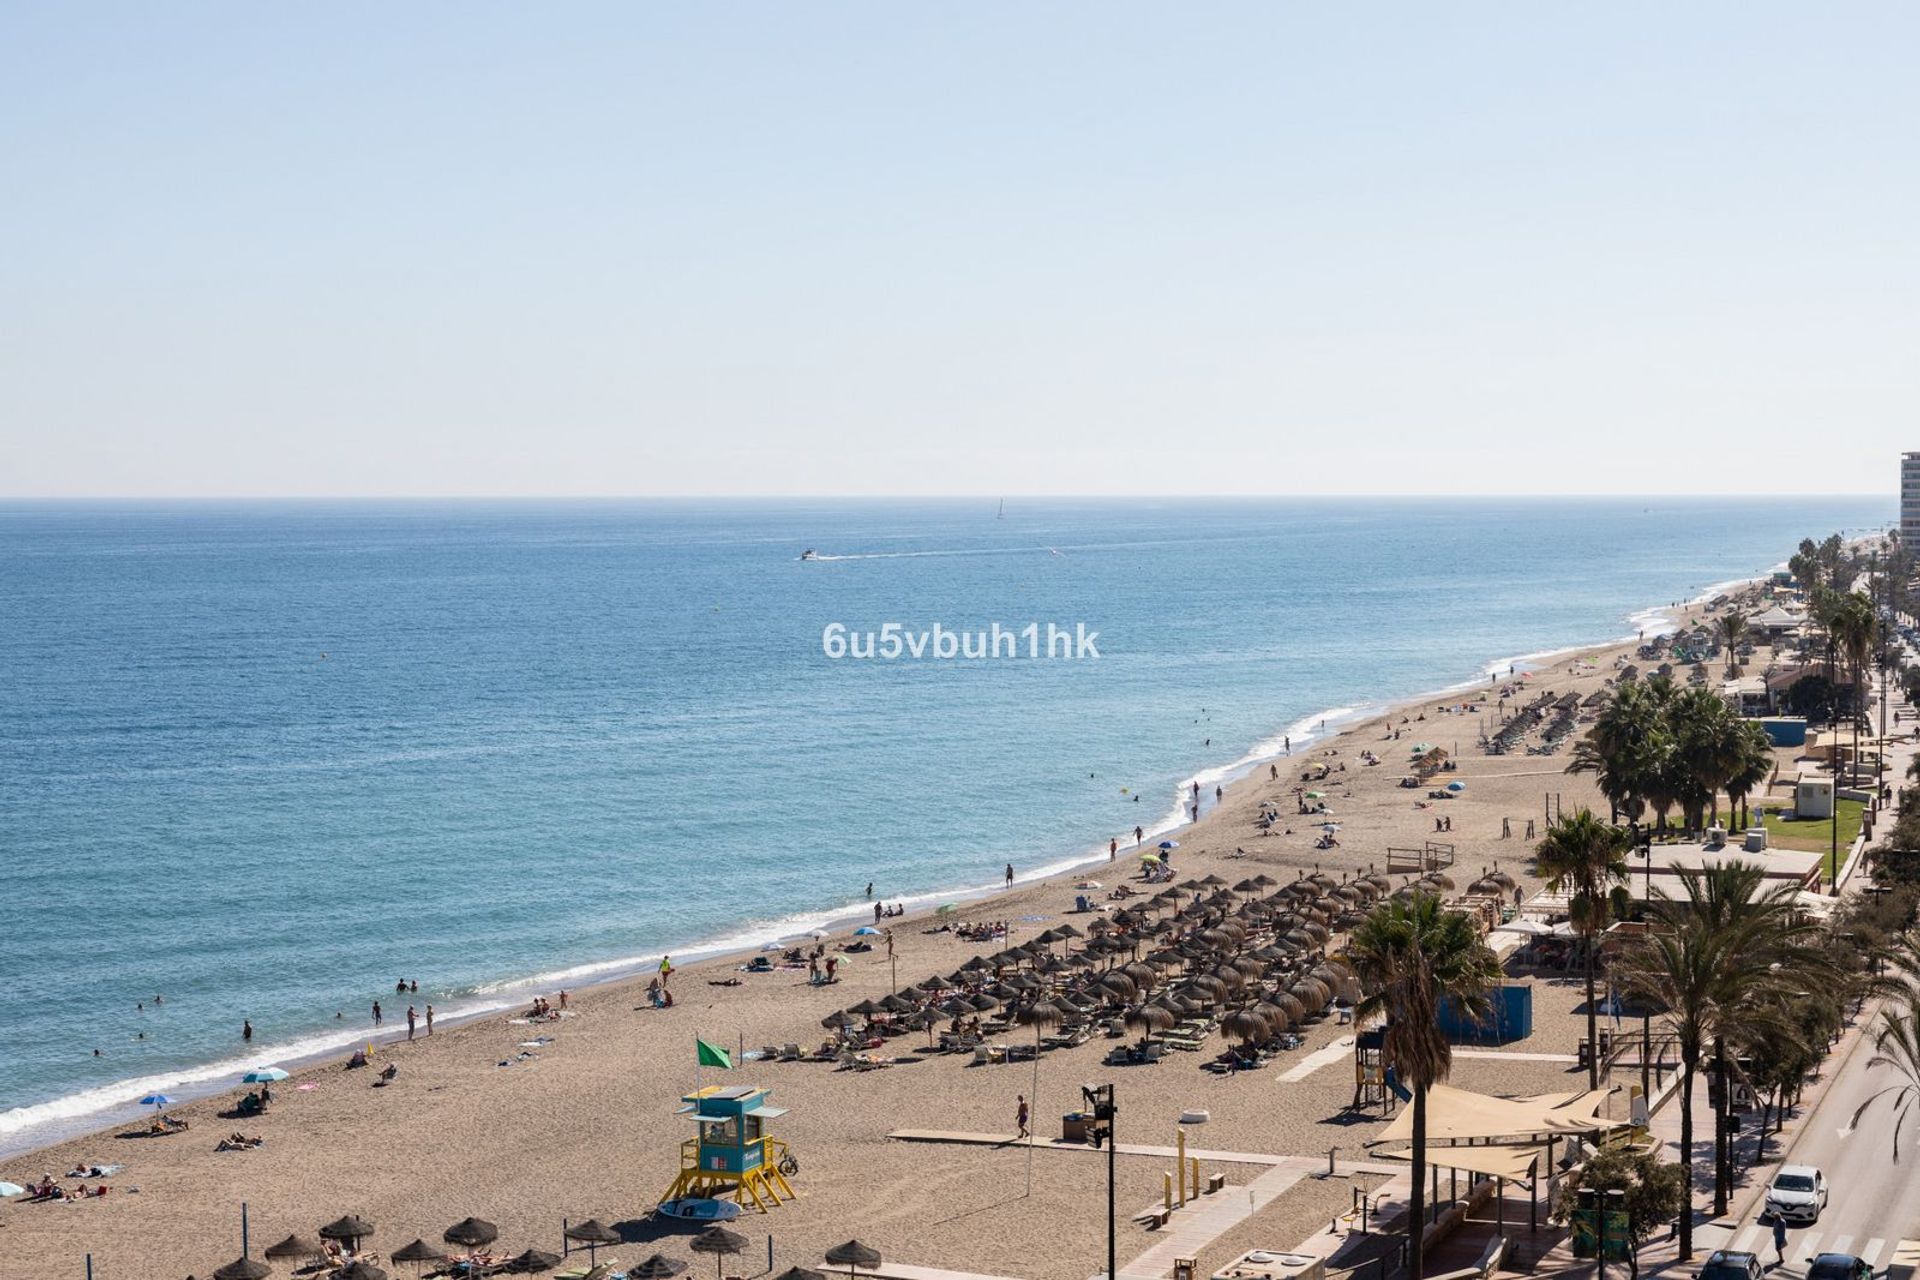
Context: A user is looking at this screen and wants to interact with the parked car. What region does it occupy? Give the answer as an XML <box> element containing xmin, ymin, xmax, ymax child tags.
<box><xmin>1764</xmin><ymin>1165</ymin><xmax>1829</xmax><ymax>1224</ymax></box>
<box><xmin>1806</xmin><ymin>1255</ymin><xmax>1873</xmax><ymax>1280</ymax></box>
<box><xmin>1698</xmin><ymin>1250</ymin><xmax>1765</xmax><ymax>1280</ymax></box>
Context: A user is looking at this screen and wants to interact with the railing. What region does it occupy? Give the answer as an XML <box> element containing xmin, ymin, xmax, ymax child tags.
<box><xmin>680</xmin><ymin>1135</ymin><xmax>790</xmax><ymax>1172</ymax></box>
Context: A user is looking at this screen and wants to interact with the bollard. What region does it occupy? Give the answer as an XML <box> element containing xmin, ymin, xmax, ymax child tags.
<box><xmin>1176</xmin><ymin>1128</ymin><xmax>1187</xmax><ymax>1206</ymax></box>
<box><xmin>1164</xmin><ymin>1171</ymin><xmax>1174</xmax><ymax>1215</ymax></box>
<box><xmin>1190</xmin><ymin>1156</ymin><xmax>1200</xmax><ymax>1202</ymax></box>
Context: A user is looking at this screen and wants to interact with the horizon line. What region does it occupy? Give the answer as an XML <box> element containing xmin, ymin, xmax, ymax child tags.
<box><xmin>0</xmin><ymin>490</ymin><xmax>1894</xmax><ymax>503</ymax></box>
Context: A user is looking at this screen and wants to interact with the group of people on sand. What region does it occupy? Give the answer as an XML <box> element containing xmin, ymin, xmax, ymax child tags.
<box><xmin>23</xmin><ymin>1174</ymin><xmax>110</xmax><ymax>1201</ymax></box>
<box><xmin>807</xmin><ymin>949</ymin><xmax>841</xmax><ymax>984</ymax></box>
<box><xmin>215</xmin><ymin>1132</ymin><xmax>265</xmax><ymax>1151</ymax></box>
<box><xmin>525</xmin><ymin>992</ymin><xmax>567</xmax><ymax>1019</ymax></box>
<box><xmin>872</xmin><ymin>901</ymin><xmax>906</xmax><ymax>921</ymax></box>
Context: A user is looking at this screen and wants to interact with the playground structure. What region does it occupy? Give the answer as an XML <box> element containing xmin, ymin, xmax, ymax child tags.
<box><xmin>659</xmin><ymin>1085</ymin><xmax>798</xmax><ymax>1213</ymax></box>
<box><xmin>1351</xmin><ymin>1027</ymin><xmax>1409</xmax><ymax>1113</ymax></box>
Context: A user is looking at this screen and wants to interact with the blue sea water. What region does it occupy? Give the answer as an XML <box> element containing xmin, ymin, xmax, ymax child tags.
<box><xmin>0</xmin><ymin>496</ymin><xmax>1888</xmax><ymax>1151</ymax></box>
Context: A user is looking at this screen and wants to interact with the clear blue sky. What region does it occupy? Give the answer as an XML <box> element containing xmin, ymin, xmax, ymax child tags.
<box><xmin>3</xmin><ymin>3</ymin><xmax>1915</xmax><ymax>497</ymax></box>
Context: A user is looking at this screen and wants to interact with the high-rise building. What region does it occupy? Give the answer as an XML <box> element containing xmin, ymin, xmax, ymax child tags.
<box><xmin>1905</xmin><ymin>452</ymin><xmax>1920</xmax><ymax>544</ymax></box>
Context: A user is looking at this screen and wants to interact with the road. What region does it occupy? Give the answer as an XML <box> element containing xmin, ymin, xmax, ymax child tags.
<box><xmin>1697</xmin><ymin>1002</ymin><xmax>1920</xmax><ymax>1280</ymax></box>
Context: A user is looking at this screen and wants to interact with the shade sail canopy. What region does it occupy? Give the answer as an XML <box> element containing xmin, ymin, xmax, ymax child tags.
<box><xmin>1369</xmin><ymin>1084</ymin><xmax>1620</xmax><ymax>1147</ymax></box>
<box><xmin>1377</xmin><ymin>1142</ymin><xmax>1542</xmax><ymax>1182</ymax></box>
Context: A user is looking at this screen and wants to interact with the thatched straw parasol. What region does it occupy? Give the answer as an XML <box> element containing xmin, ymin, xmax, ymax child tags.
<box><xmin>391</xmin><ymin>1239</ymin><xmax>447</xmax><ymax>1277</ymax></box>
<box><xmin>564</xmin><ymin>1220</ymin><xmax>622</xmax><ymax>1265</ymax></box>
<box><xmin>1123</xmin><ymin>1004</ymin><xmax>1176</xmax><ymax>1038</ymax></box>
<box><xmin>690</xmin><ymin>1226</ymin><xmax>748</xmax><ymax>1280</ymax></box>
<box><xmin>825</xmin><ymin>1240</ymin><xmax>883</xmax><ymax>1277</ymax></box>
<box><xmin>444</xmin><ymin>1218</ymin><xmax>499</xmax><ymax>1249</ymax></box>
<box><xmin>263</xmin><ymin>1236</ymin><xmax>322</xmax><ymax>1263</ymax></box>
<box><xmin>318</xmin><ymin>1216</ymin><xmax>376</xmax><ymax>1251</ymax></box>
<box><xmin>1221</xmin><ymin>1008</ymin><xmax>1269</xmax><ymax>1044</ymax></box>
<box><xmin>211</xmin><ymin>1259</ymin><xmax>271</xmax><ymax>1280</ymax></box>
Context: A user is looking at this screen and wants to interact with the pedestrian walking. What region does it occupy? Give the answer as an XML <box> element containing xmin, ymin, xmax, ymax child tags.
<box><xmin>1773</xmin><ymin>1215</ymin><xmax>1788</xmax><ymax>1266</ymax></box>
<box><xmin>425</xmin><ymin>1004</ymin><xmax>434</xmax><ymax>1035</ymax></box>
<box><xmin>372</xmin><ymin>1000</ymin><xmax>382</xmax><ymax>1026</ymax></box>
<box><xmin>1005</xmin><ymin>863</ymin><xmax>1014</xmax><ymax>886</ymax></box>
<box><xmin>406</xmin><ymin>1006</ymin><xmax>418</xmax><ymax>1040</ymax></box>
<box><xmin>1015</xmin><ymin>1094</ymin><xmax>1029</xmax><ymax>1140</ymax></box>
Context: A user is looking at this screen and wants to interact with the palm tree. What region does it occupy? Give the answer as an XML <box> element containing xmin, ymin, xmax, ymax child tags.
<box><xmin>1615</xmin><ymin>862</ymin><xmax>1829</xmax><ymax>1258</ymax></box>
<box><xmin>1534</xmin><ymin>809</ymin><xmax>1633</xmax><ymax>1088</ymax></box>
<box><xmin>1349</xmin><ymin>893</ymin><xmax>1502</xmax><ymax>1280</ymax></box>
<box><xmin>1849</xmin><ymin>992</ymin><xmax>1920</xmax><ymax>1160</ymax></box>
<box><xmin>1568</xmin><ymin>680</ymin><xmax>1665</xmax><ymax>824</ymax></box>
<box><xmin>1723</xmin><ymin>721</ymin><xmax>1774</xmax><ymax>831</ymax></box>
<box><xmin>1670</xmin><ymin>686</ymin><xmax>1738</xmax><ymax>829</ymax></box>
<box><xmin>1832</xmin><ymin>591</ymin><xmax>1876</xmax><ymax>785</ymax></box>
<box><xmin>1717</xmin><ymin>611</ymin><xmax>1749</xmax><ymax>676</ymax></box>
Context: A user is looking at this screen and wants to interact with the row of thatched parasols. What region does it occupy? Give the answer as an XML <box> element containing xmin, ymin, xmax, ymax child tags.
<box><xmin>207</xmin><ymin>1213</ymin><xmax>610</xmax><ymax>1279</ymax></box>
<box><xmin>209</xmin><ymin>1218</ymin><xmax>883</xmax><ymax>1280</ymax></box>
<box><xmin>819</xmin><ymin>866</ymin><xmax>1478</xmax><ymax>1059</ymax></box>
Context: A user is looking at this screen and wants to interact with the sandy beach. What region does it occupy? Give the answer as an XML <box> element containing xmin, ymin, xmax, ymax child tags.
<box><xmin>0</xmin><ymin>586</ymin><xmax>1761</xmax><ymax>1280</ymax></box>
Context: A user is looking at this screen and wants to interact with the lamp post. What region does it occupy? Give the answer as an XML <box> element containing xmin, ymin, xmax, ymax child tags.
<box><xmin>1829</xmin><ymin>624</ymin><xmax>1840</xmax><ymax>895</ymax></box>
<box><xmin>1085</xmin><ymin>1083</ymin><xmax>1117</xmax><ymax>1280</ymax></box>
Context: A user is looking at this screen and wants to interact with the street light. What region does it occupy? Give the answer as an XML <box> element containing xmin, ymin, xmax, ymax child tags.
<box><xmin>1084</xmin><ymin>1083</ymin><xmax>1117</xmax><ymax>1280</ymax></box>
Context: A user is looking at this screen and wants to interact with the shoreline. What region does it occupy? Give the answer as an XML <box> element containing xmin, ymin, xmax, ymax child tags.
<box><xmin>0</xmin><ymin>557</ymin><xmax>1769</xmax><ymax>1162</ymax></box>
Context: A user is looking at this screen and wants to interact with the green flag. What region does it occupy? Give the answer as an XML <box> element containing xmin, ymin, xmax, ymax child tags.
<box><xmin>696</xmin><ymin>1038</ymin><xmax>734</xmax><ymax>1070</ymax></box>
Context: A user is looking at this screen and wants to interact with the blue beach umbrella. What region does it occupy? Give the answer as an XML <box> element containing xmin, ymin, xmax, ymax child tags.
<box><xmin>243</xmin><ymin>1067</ymin><xmax>290</xmax><ymax>1083</ymax></box>
<box><xmin>1158</xmin><ymin>840</ymin><xmax>1179</xmax><ymax>850</ymax></box>
<box><xmin>853</xmin><ymin>926</ymin><xmax>882</xmax><ymax>936</ymax></box>
<box><xmin>1446</xmin><ymin>781</ymin><xmax>1466</xmax><ymax>792</ymax></box>
<box><xmin>139</xmin><ymin>1093</ymin><xmax>172</xmax><ymax>1109</ymax></box>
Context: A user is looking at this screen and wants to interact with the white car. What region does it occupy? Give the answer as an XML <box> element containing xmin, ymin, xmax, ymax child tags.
<box><xmin>1764</xmin><ymin>1165</ymin><xmax>1828</xmax><ymax>1224</ymax></box>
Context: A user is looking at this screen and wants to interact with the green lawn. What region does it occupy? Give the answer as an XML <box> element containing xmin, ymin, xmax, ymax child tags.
<box><xmin>1756</xmin><ymin>799</ymin><xmax>1864</xmax><ymax>877</ymax></box>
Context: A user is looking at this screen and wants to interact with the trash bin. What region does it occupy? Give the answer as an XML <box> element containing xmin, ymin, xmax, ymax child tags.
<box><xmin>1062</xmin><ymin>1112</ymin><xmax>1090</xmax><ymax>1143</ymax></box>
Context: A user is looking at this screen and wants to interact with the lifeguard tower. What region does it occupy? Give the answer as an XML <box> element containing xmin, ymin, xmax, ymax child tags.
<box><xmin>660</xmin><ymin>1085</ymin><xmax>798</xmax><ymax>1213</ymax></box>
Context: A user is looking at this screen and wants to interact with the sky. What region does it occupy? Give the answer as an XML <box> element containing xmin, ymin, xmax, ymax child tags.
<box><xmin>2</xmin><ymin>3</ymin><xmax>1917</xmax><ymax>498</ymax></box>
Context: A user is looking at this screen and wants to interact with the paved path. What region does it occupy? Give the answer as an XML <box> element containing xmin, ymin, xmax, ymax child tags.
<box><xmin>845</xmin><ymin>1264</ymin><xmax>1028</xmax><ymax>1280</ymax></box>
<box><xmin>1110</xmin><ymin>1159</ymin><xmax>1317</xmax><ymax>1280</ymax></box>
<box><xmin>887</xmin><ymin>1129</ymin><xmax>1400</xmax><ymax>1173</ymax></box>
<box><xmin>1276</xmin><ymin>1036</ymin><xmax>1354</xmax><ymax>1082</ymax></box>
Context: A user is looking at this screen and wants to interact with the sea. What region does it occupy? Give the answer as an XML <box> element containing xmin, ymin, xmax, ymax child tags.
<box><xmin>0</xmin><ymin>495</ymin><xmax>1889</xmax><ymax>1154</ymax></box>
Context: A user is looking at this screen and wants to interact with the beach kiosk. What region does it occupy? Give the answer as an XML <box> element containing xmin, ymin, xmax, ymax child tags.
<box><xmin>660</xmin><ymin>1085</ymin><xmax>797</xmax><ymax>1214</ymax></box>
